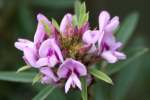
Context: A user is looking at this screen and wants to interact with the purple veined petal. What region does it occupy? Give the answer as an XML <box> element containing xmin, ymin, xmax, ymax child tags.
<box><xmin>51</xmin><ymin>39</ymin><xmax>64</xmax><ymax>63</ymax></box>
<box><xmin>99</xmin><ymin>11</ymin><xmax>110</xmax><ymax>32</ymax></box>
<box><xmin>39</xmin><ymin>38</ymin><xmax>64</xmax><ymax>62</ymax></box>
<box><xmin>60</xmin><ymin>13</ymin><xmax>73</xmax><ymax>35</ymax></box>
<box><xmin>114</xmin><ymin>51</ymin><xmax>126</xmax><ymax>60</ymax></box>
<box><xmin>71</xmin><ymin>73</ymin><xmax>82</xmax><ymax>90</ymax></box>
<box><xmin>34</xmin><ymin>13</ymin><xmax>52</xmax><ymax>46</ymax></box>
<box><xmin>14</xmin><ymin>39</ymin><xmax>35</xmax><ymax>51</ymax></box>
<box><xmin>65</xmin><ymin>74</ymin><xmax>72</xmax><ymax>93</ymax></box>
<box><xmin>57</xmin><ymin>59</ymin><xmax>87</xmax><ymax>78</ymax></box>
<box><xmin>39</xmin><ymin>39</ymin><xmax>53</xmax><ymax>57</ymax></box>
<box><xmin>23</xmin><ymin>47</ymin><xmax>37</xmax><ymax>67</ymax></box>
<box><xmin>82</xmin><ymin>30</ymin><xmax>99</xmax><ymax>44</ymax></box>
<box><xmin>40</xmin><ymin>67</ymin><xmax>58</xmax><ymax>82</ymax></box>
<box><xmin>101</xmin><ymin>51</ymin><xmax>118</xmax><ymax>63</ymax></box>
<box><xmin>105</xmin><ymin>16</ymin><xmax>119</xmax><ymax>33</ymax></box>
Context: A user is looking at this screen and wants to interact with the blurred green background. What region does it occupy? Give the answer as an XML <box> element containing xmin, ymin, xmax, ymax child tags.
<box><xmin>0</xmin><ymin>0</ymin><xmax>149</xmax><ymax>100</ymax></box>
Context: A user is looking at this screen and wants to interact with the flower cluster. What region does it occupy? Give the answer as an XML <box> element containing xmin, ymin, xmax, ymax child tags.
<box><xmin>15</xmin><ymin>10</ymin><xmax>126</xmax><ymax>93</ymax></box>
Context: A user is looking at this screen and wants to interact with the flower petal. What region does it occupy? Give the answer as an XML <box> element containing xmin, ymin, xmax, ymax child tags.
<box><xmin>14</xmin><ymin>39</ymin><xmax>34</xmax><ymax>51</ymax></box>
<box><xmin>39</xmin><ymin>38</ymin><xmax>63</xmax><ymax>62</ymax></box>
<box><xmin>60</xmin><ymin>13</ymin><xmax>73</xmax><ymax>35</ymax></box>
<box><xmin>72</xmin><ymin>73</ymin><xmax>82</xmax><ymax>90</ymax></box>
<box><xmin>105</xmin><ymin>16</ymin><xmax>119</xmax><ymax>33</ymax></box>
<box><xmin>57</xmin><ymin>59</ymin><xmax>87</xmax><ymax>78</ymax></box>
<box><xmin>65</xmin><ymin>75</ymin><xmax>73</xmax><ymax>93</ymax></box>
<box><xmin>40</xmin><ymin>67</ymin><xmax>58</xmax><ymax>82</ymax></box>
<box><xmin>82</xmin><ymin>30</ymin><xmax>99</xmax><ymax>44</ymax></box>
<box><xmin>99</xmin><ymin>11</ymin><xmax>110</xmax><ymax>32</ymax></box>
<box><xmin>48</xmin><ymin>55</ymin><xmax>58</xmax><ymax>67</ymax></box>
<box><xmin>101</xmin><ymin>51</ymin><xmax>118</xmax><ymax>63</ymax></box>
<box><xmin>114</xmin><ymin>51</ymin><xmax>126</xmax><ymax>60</ymax></box>
<box><xmin>34</xmin><ymin>13</ymin><xmax>51</xmax><ymax>46</ymax></box>
<box><xmin>36</xmin><ymin>57</ymin><xmax>48</xmax><ymax>68</ymax></box>
<box><xmin>23</xmin><ymin>47</ymin><xmax>37</xmax><ymax>67</ymax></box>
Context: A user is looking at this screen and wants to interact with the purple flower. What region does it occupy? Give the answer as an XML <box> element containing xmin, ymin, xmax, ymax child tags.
<box><xmin>98</xmin><ymin>11</ymin><xmax>126</xmax><ymax>63</ymax></box>
<box><xmin>36</xmin><ymin>38</ymin><xmax>63</xmax><ymax>68</ymax></box>
<box><xmin>14</xmin><ymin>39</ymin><xmax>37</xmax><ymax>67</ymax></box>
<box><xmin>57</xmin><ymin>59</ymin><xmax>87</xmax><ymax>93</ymax></box>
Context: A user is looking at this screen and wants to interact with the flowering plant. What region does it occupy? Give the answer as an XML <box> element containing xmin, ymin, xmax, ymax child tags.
<box><xmin>0</xmin><ymin>1</ymin><xmax>147</xmax><ymax>100</ymax></box>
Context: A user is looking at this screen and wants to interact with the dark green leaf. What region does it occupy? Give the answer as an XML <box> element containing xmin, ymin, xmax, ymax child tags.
<box><xmin>90</xmin><ymin>68</ymin><xmax>113</xmax><ymax>84</ymax></box>
<box><xmin>116</xmin><ymin>12</ymin><xmax>139</xmax><ymax>46</ymax></box>
<box><xmin>32</xmin><ymin>86</ymin><xmax>55</xmax><ymax>100</ymax></box>
<box><xmin>81</xmin><ymin>78</ymin><xmax>87</xmax><ymax>100</ymax></box>
<box><xmin>0</xmin><ymin>72</ymin><xmax>36</xmax><ymax>83</ymax></box>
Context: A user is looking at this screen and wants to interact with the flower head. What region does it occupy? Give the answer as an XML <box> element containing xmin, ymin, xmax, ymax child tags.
<box><xmin>15</xmin><ymin>6</ymin><xmax>126</xmax><ymax>94</ymax></box>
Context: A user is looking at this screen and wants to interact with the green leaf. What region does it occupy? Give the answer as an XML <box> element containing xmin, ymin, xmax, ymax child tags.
<box><xmin>74</xmin><ymin>0</ymin><xmax>81</xmax><ymax>20</ymax></box>
<box><xmin>90</xmin><ymin>68</ymin><xmax>113</xmax><ymax>85</ymax></box>
<box><xmin>72</xmin><ymin>15</ymin><xmax>78</xmax><ymax>27</ymax></box>
<box><xmin>112</xmin><ymin>60</ymin><xmax>141</xmax><ymax>100</ymax></box>
<box><xmin>106</xmin><ymin>48</ymin><xmax>149</xmax><ymax>75</ymax></box>
<box><xmin>32</xmin><ymin>73</ymin><xmax>42</xmax><ymax>85</ymax></box>
<box><xmin>116</xmin><ymin>12</ymin><xmax>139</xmax><ymax>46</ymax></box>
<box><xmin>81</xmin><ymin>78</ymin><xmax>87</xmax><ymax>100</ymax></box>
<box><xmin>52</xmin><ymin>18</ymin><xmax>60</xmax><ymax>31</ymax></box>
<box><xmin>17</xmin><ymin>65</ymin><xmax>31</xmax><ymax>73</ymax></box>
<box><xmin>0</xmin><ymin>72</ymin><xmax>36</xmax><ymax>83</ymax></box>
<box><xmin>32</xmin><ymin>86</ymin><xmax>55</xmax><ymax>100</ymax></box>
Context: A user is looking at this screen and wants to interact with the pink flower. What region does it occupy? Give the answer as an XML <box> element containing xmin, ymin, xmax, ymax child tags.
<box><xmin>98</xmin><ymin>11</ymin><xmax>126</xmax><ymax>63</ymax></box>
<box><xmin>14</xmin><ymin>39</ymin><xmax>37</xmax><ymax>67</ymax></box>
<box><xmin>82</xmin><ymin>11</ymin><xmax>126</xmax><ymax>63</ymax></box>
<box><xmin>36</xmin><ymin>38</ymin><xmax>63</xmax><ymax>68</ymax></box>
<box><xmin>57</xmin><ymin>59</ymin><xmax>87</xmax><ymax>93</ymax></box>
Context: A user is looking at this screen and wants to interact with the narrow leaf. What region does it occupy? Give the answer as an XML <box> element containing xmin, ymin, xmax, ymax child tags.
<box><xmin>81</xmin><ymin>78</ymin><xmax>87</xmax><ymax>100</ymax></box>
<box><xmin>32</xmin><ymin>73</ymin><xmax>42</xmax><ymax>85</ymax></box>
<box><xmin>107</xmin><ymin>48</ymin><xmax>149</xmax><ymax>75</ymax></box>
<box><xmin>17</xmin><ymin>65</ymin><xmax>31</xmax><ymax>73</ymax></box>
<box><xmin>90</xmin><ymin>68</ymin><xmax>113</xmax><ymax>85</ymax></box>
<box><xmin>74</xmin><ymin>0</ymin><xmax>81</xmax><ymax>20</ymax></box>
<box><xmin>116</xmin><ymin>12</ymin><xmax>139</xmax><ymax>46</ymax></box>
<box><xmin>0</xmin><ymin>72</ymin><xmax>36</xmax><ymax>83</ymax></box>
<box><xmin>52</xmin><ymin>18</ymin><xmax>60</xmax><ymax>31</ymax></box>
<box><xmin>32</xmin><ymin>86</ymin><xmax>55</xmax><ymax>100</ymax></box>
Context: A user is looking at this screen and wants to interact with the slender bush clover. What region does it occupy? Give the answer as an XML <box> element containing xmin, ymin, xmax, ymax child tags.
<box><xmin>10</xmin><ymin>1</ymin><xmax>146</xmax><ymax>100</ymax></box>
